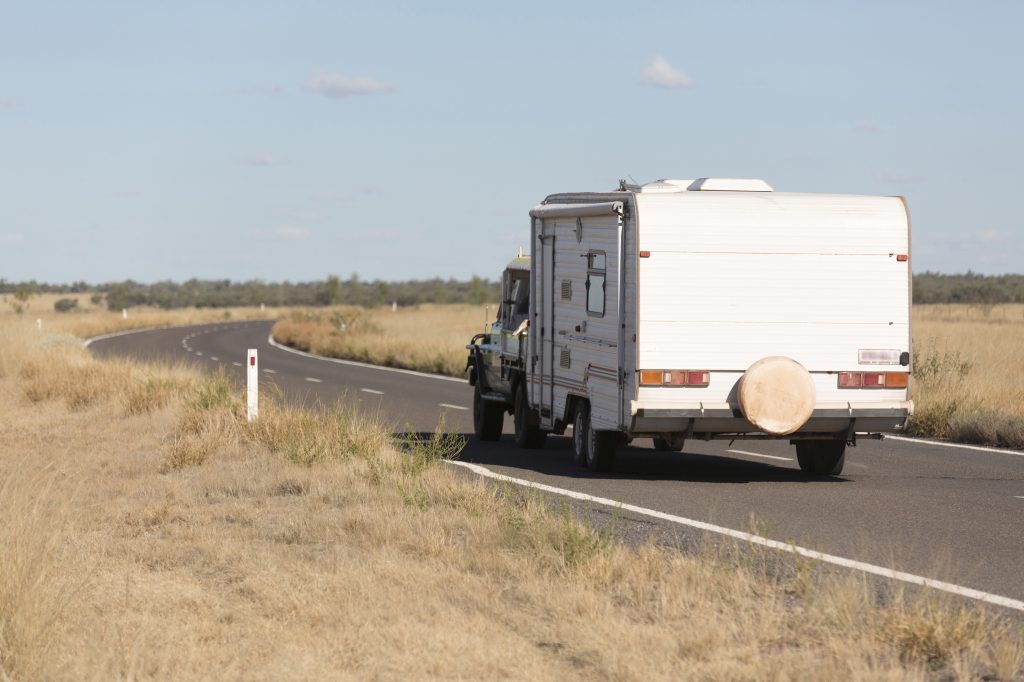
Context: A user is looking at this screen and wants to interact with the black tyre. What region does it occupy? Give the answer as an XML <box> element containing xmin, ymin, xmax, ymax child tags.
<box><xmin>795</xmin><ymin>439</ymin><xmax>846</xmax><ymax>476</ymax></box>
<box><xmin>585</xmin><ymin>411</ymin><xmax>617</xmax><ymax>472</ymax></box>
<box><xmin>572</xmin><ymin>402</ymin><xmax>589</xmax><ymax>466</ymax></box>
<box><xmin>513</xmin><ymin>384</ymin><xmax>546</xmax><ymax>449</ymax></box>
<box><xmin>473</xmin><ymin>383</ymin><xmax>503</xmax><ymax>441</ymax></box>
<box><xmin>652</xmin><ymin>436</ymin><xmax>683</xmax><ymax>452</ymax></box>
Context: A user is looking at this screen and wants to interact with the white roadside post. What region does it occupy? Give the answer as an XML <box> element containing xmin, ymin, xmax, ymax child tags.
<box><xmin>36</xmin><ymin>318</ymin><xmax>42</xmax><ymax>331</ymax></box>
<box><xmin>122</xmin><ymin>308</ymin><xmax>128</xmax><ymax>319</ymax></box>
<box><xmin>247</xmin><ymin>348</ymin><xmax>258</xmax><ymax>422</ymax></box>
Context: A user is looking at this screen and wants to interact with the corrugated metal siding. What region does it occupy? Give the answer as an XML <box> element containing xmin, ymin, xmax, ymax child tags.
<box><xmin>635</xmin><ymin>192</ymin><xmax>911</xmax><ymax>387</ymax></box>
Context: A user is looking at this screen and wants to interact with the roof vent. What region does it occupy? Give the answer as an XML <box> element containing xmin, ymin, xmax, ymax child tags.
<box><xmin>639</xmin><ymin>179</ymin><xmax>693</xmax><ymax>193</ymax></box>
<box><xmin>687</xmin><ymin>178</ymin><xmax>773</xmax><ymax>192</ymax></box>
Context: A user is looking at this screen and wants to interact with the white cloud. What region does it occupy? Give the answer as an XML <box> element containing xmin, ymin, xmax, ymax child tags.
<box><xmin>975</xmin><ymin>228</ymin><xmax>1007</xmax><ymax>244</ymax></box>
<box><xmin>0</xmin><ymin>99</ymin><xmax>15</xmax><ymax>110</ymax></box>
<box><xmin>637</xmin><ymin>56</ymin><xmax>694</xmax><ymax>89</ymax></box>
<box><xmin>852</xmin><ymin>122</ymin><xmax>880</xmax><ymax>134</ymax></box>
<box><xmin>305</xmin><ymin>72</ymin><xmax>396</xmax><ymax>98</ymax></box>
<box><xmin>0</xmin><ymin>232</ymin><xmax>24</xmax><ymax>242</ymax></box>
<box><xmin>272</xmin><ymin>226</ymin><xmax>311</xmax><ymax>240</ymax></box>
<box><xmin>242</xmin><ymin>154</ymin><xmax>276</xmax><ymax>167</ymax></box>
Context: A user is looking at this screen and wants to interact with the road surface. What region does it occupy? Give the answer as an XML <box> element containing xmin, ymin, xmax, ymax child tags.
<box><xmin>88</xmin><ymin>319</ymin><xmax>1024</xmax><ymax>610</ymax></box>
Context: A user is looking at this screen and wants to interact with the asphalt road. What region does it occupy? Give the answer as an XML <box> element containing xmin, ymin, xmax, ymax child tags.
<box><xmin>89</xmin><ymin>319</ymin><xmax>1024</xmax><ymax>609</ymax></box>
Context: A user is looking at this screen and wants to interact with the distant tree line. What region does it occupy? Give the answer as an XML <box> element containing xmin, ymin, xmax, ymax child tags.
<box><xmin>0</xmin><ymin>275</ymin><xmax>499</xmax><ymax>310</ymax></box>
<box><xmin>912</xmin><ymin>272</ymin><xmax>1024</xmax><ymax>304</ymax></box>
<box><xmin>3</xmin><ymin>272</ymin><xmax>1023</xmax><ymax>308</ymax></box>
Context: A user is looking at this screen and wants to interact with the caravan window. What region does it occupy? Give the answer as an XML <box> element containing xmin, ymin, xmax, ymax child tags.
<box><xmin>585</xmin><ymin>251</ymin><xmax>606</xmax><ymax>316</ymax></box>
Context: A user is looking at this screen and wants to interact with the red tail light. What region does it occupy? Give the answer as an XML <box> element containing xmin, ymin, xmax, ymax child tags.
<box><xmin>838</xmin><ymin>372</ymin><xmax>909</xmax><ymax>389</ymax></box>
<box><xmin>640</xmin><ymin>370</ymin><xmax>710</xmax><ymax>387</ymax></box>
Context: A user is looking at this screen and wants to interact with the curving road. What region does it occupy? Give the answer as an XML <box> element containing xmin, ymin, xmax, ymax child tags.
<box><xmin>89</xmin><ymin>320</ymin><xmax>1024</xmax><ymax>610</ymax></box>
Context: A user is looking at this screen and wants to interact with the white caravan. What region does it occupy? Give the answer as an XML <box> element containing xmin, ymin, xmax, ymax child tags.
<box><xmin>468</xmin><ymin>178</ymin><xmax>913</xmax><ymax>476</ymax></box>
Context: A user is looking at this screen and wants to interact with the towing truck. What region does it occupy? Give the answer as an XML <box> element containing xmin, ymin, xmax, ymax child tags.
<box><xmin>466</xmin><ymin>178</ymin><xmax>913</xmax><ymax>476</ymax></box>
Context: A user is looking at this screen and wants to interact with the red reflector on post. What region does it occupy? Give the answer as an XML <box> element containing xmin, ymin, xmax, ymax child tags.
<box><xmin>896</xmin><ymin>254</ymin><xmax>908</xmax><ymax>262</ymax></box>
<box><xmin>639</xmin><ymin>251</ymin><xmax>651</xmax><ymax>258</ymax></box>
<box><xmin>250</xmin><ymin>356</ymin><xmax>256</xmax><ymax>366</ymax></box>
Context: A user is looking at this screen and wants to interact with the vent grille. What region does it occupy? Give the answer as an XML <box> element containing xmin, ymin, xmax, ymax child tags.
<box><xmin>559</xmin><ymin>349</ymin><xmax>571</xmax><ymax>369</ymax></box>
<box><xmin>561</xmin><ymin>279</ymin><xmax>572</xmax><ymax>300</ymax></box>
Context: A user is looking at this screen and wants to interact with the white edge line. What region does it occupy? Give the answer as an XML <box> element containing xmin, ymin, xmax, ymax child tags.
<box><xmin>447</xmin><ymin>460</ymin><xmax>1024</xmax><ymax>613</ymax></box>
<box><xmin>727</xmin><ymin>449</ymin><xmax>792</xmax><ymax>462</ymax></box>
<box><xmin>439</xmin><ymin>403</ymin><xmax>469</xmax><ymax>411</ymax></box>
<box><xmin>887</xmin><ymin>435</ymin><xmax>1024</xmax><ymax>458</ymax></box>
<box><xmin>360</xmin><ymin>388</ymin><xmax>384</xmax><ymax>395</ymax></box>
<box><xmin>305</xmin><ymin>377</ymin><xmax>323</xmax><ymax>383</ymax></box>
<box><xmin>267</xmin><ymin>333</ymin><xmax>465</xmax><ymax>384</ymax></box>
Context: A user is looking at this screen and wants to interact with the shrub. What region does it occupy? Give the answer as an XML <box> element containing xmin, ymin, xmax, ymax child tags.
<box><xmin>53</xmin><ymin>298</ymin><xmax>79</xmax><ymax>313</ymax></box>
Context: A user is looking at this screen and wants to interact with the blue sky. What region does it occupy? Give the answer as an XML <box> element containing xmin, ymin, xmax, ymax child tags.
<box><xmin>1</xmin><ymin>1</ymin><xmax>1021</xmax><ymax>283</ymax></box>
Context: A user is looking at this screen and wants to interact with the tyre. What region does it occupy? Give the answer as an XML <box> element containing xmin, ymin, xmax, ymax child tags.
<box><xmin>572</xmin><ymin>402</ymin><xmax>589</xmax><ymax>466</ymax></box>
<box><xmin>795</xmin><ymin>439</ymin><xmax>846</xmax><ymax>476</ymax></box>
<box><xmin>652</xmin><ymin>436</ymin><xmax>684</xmax><ymax>452</ymax></box>
<box><xmin>513</xmin><ymin>384</ymin><xmax>546</xmax><ymax>449</ymax></box>
<box><xmin>585</xmin><ymin>408</ymin><xmax>617</xmax><ymax>472</ymax></box>
<box><xmin>473</xmin><ymin>383</ymin><xmax>503</xmax><ymax>441</ymax></box>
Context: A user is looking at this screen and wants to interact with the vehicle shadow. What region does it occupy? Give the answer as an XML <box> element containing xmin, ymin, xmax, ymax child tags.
<box><xmin>395</xmin><ymin>432</ymin><xmax>848</xmax><ymax>484</ymax></box>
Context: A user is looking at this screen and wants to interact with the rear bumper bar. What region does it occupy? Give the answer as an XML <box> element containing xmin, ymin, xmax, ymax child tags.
<box><xmin>630</xmin><ymin>402</ymin><xmax>912</xmax><ymax>436</ymax></box>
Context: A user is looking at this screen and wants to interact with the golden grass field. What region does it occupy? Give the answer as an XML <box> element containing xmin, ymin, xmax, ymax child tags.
<box><xmin>271</xmin><ymin>304</ymin><xmax>493</xmax><ymax>377</ymax></box>
<box><xmin>2</xmin><ymin>307</ymin><xmax>1024</xmax><ymax>679</ymax></box>
<box><xmin>910</xmin><ymin>304</ymin><xmax>1024</xmax><ymax>448</ymax></box>
<box><xmin>273</xmin><ymin>302</ymin><xmax>1024</xmax><ymax>449</ymax></box>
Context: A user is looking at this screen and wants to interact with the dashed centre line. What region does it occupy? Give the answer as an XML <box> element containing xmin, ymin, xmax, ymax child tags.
<box><xmin>195</xmin><ymin>351</ymin><xmax>202</xmax><ymax>356</ymax></box>
<box><xmin>727</xmin><ymin>449</ymin><xmax>792</xmax><ymax>462</ymax></box>
<box><xmin>232</xmin><ymin>362</ymin><xmax>242</xmax><ymax>367</ymax></box>
<box><xmin>439</xmin><ymin>403</ymin><xmax>468</xmax><ymax>411</ymax></box>
<box><xmin>263</xmin><ymin>369</ymin><xmax>276</xmax><ymax>374</ymax></box>
<box><xmin>305</xmin><ymin>377</ymin><xmax>322</xmax><ymax>383</ymax></box>
<box><xmin>360</xmin><ymin>388</ymin><xmax>384</xmax><ymax>395</ymax></box>
<box><xmin>210</xmin><ymin>356</ymin><xmax>219</xmax><ymax>362</ymax></box>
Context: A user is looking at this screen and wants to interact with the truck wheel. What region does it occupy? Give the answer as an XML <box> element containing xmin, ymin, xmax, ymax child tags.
<box><xmin>473</xmin><ymin>383</ymin><xmax>503</xmax><ymax>441</ymax></box>
<box><xmin>795</xmin><ymin>439</ymin><xmax>846</xmax><ymax>476</ymax></box>
<box><xmin>513</xmin><ymin>385</ymin><xmax>546</xmax><ymax>449</ymax></box>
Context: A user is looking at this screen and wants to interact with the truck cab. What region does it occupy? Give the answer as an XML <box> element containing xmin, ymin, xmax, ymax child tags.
<box><xmin>466</xmin><ymin>254</ymin><xmax>547</xmax><ymax>447</ymax></box>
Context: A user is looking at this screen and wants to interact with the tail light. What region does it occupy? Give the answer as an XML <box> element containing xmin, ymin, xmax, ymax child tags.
<box><xmin>838</xmin><ymin>372</ymin><xmax>909</xmax><ymax>389</ymax></box>
<box><xmin>639</xmin><ymin>370</ymin><xmax>710</xmax><ymax>387</ymax></box>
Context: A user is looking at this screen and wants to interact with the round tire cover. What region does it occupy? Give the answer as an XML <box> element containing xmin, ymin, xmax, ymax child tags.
<box><xmin>738</xmin><ymin>356</ymin><xmax>816</xmax><ymax>436</ymax></box>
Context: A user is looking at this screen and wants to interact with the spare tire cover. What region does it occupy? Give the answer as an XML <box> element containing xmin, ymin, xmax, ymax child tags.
<box><xmin>738</xmin><ymin>356</ymin><xmax>816</xmax><ymax>436</ymax></box>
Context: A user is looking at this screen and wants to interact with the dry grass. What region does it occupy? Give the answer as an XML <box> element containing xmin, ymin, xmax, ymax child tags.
<box><xmin>1</xmin><ymin>313</ymin><xmax>1023</xmax><ymax>679</ymax></box>
<box><xmin>271</xmin><ymin>304</ymin><xmax>493</xmax><ymax>377</ymax></box>
<box><xmin>910</xmin><ymin>304</ymin><xmax>1024</xmax><ymax>448</ymax></box>
<box><xmin>0</xmin><ymin>291</ymin><xmax>284</xmax><ymax>341</ymax></box>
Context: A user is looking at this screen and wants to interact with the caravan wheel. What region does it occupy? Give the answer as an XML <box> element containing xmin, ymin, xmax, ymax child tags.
<box><xmin>513</xmin><ymin>385</ymin><xmax>547</xmax><ymax>449</ymax></box>
<box><xmin>572</xmin><ymin>403</ymin><xmax>589</xmax><ymax>466</ymax></box>
<box><xmin>795</xmin><ymin>439</ymin><xmax>846</xmax><ymax>476</ymax></box>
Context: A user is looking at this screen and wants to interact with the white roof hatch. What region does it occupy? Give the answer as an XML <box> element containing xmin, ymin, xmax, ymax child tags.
<box><xmin>687</xmin><ymin>178</ymin><xmax>773</xmax><ymax>192</ymax></box>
